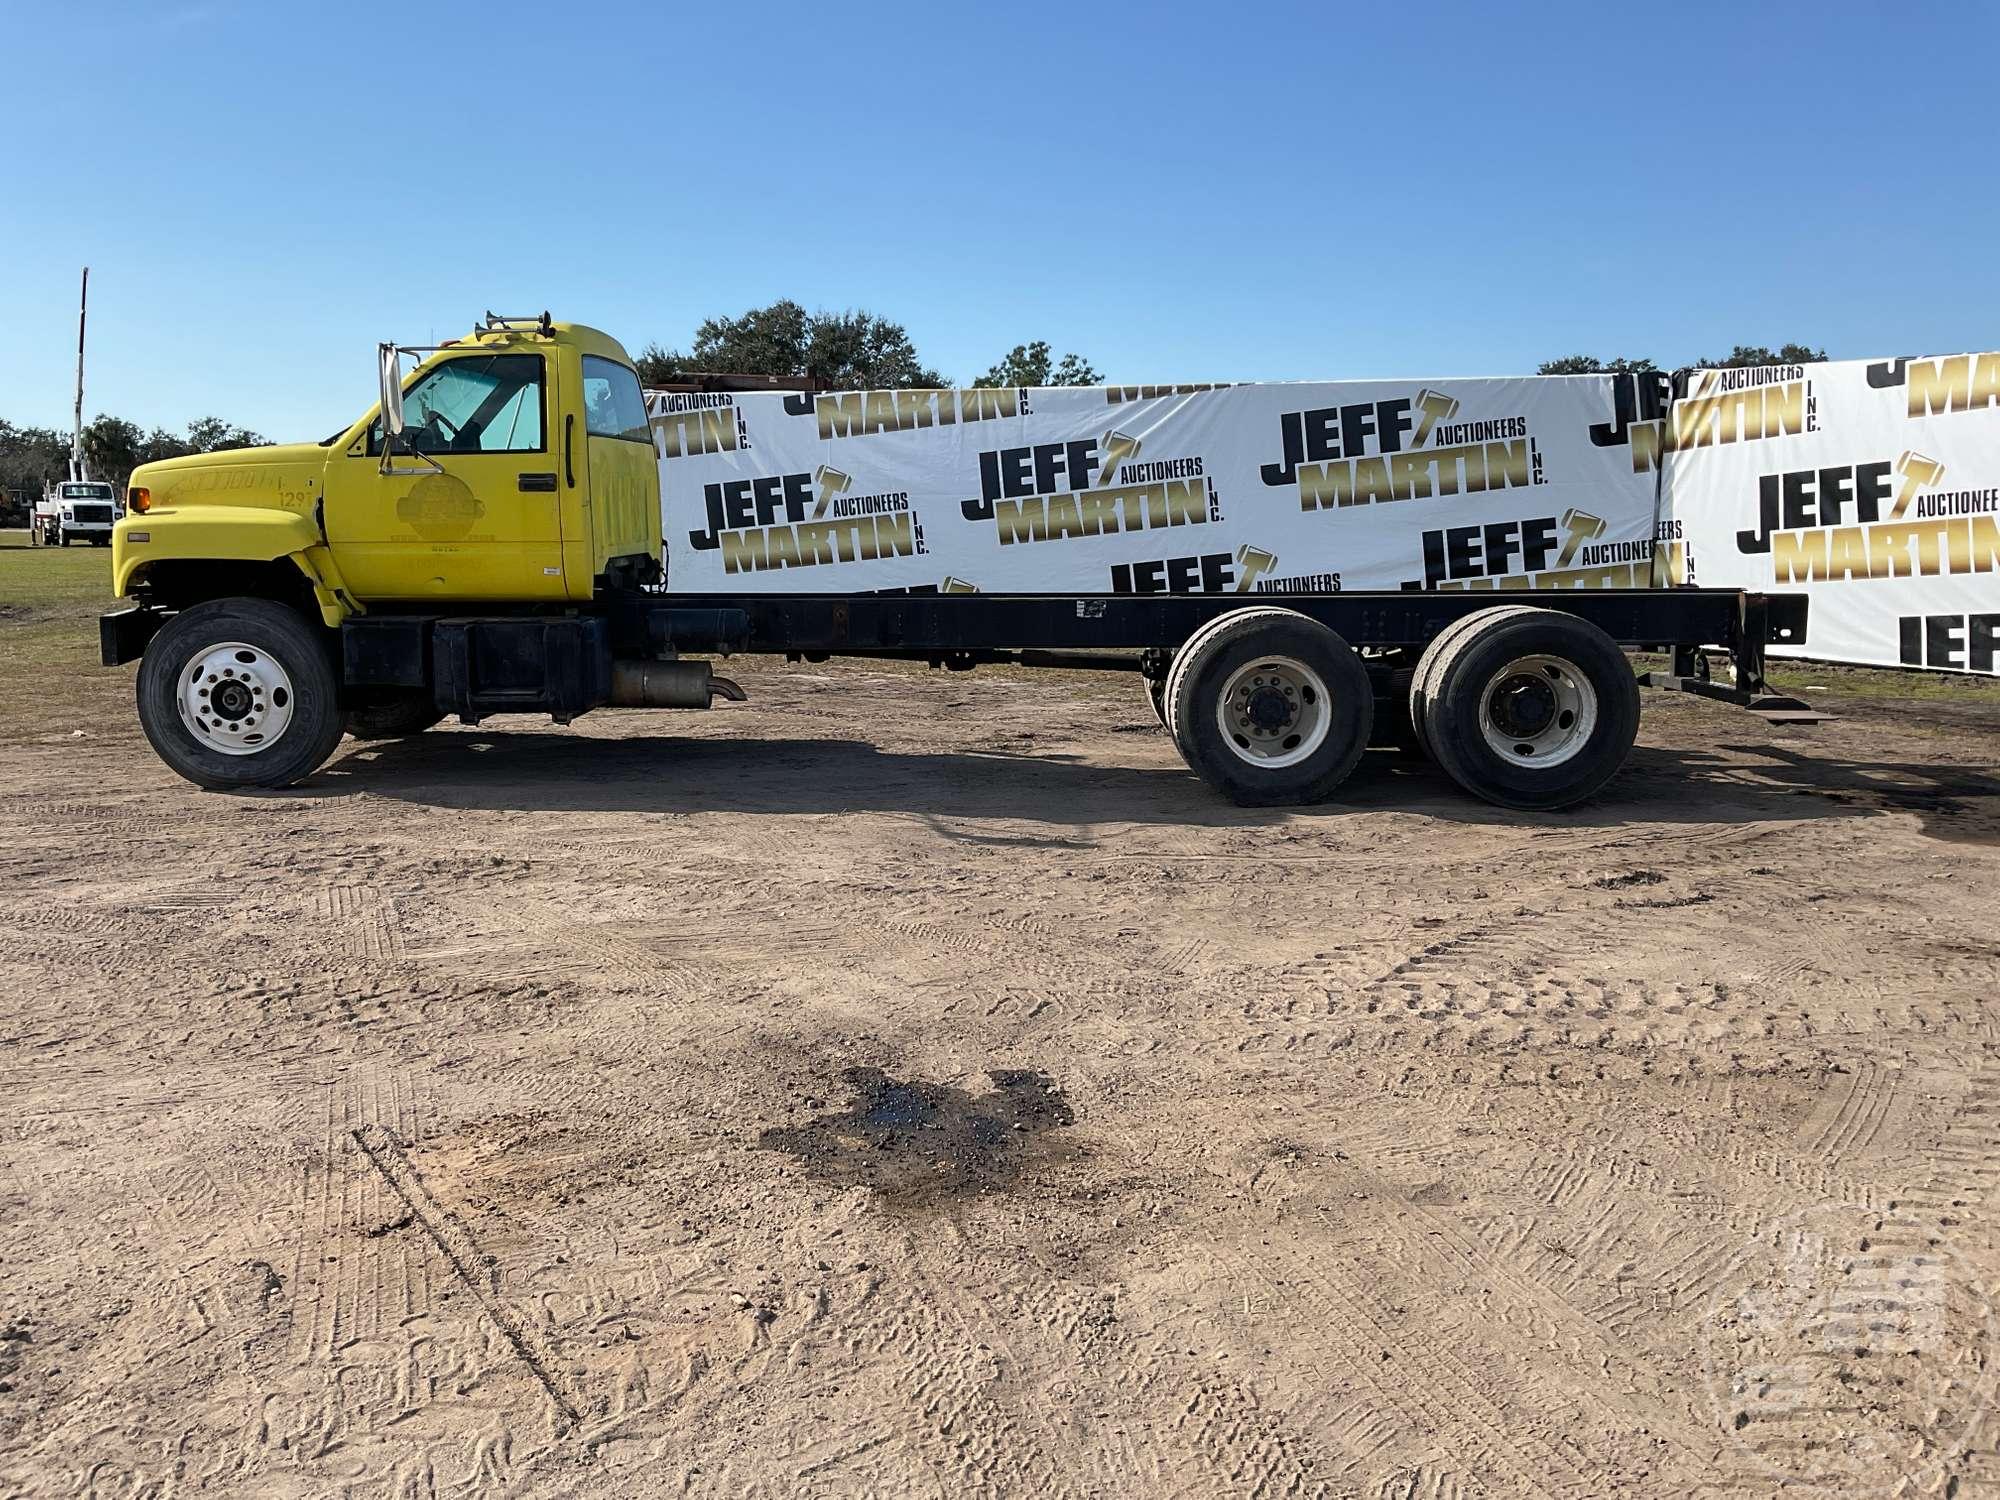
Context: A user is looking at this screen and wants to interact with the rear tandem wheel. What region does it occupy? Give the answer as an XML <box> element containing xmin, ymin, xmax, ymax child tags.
<box><xmin>1162</xmin><ymin>607</ymin><xmax>1374</xmax><ymax>806</ymax></box>
<box><xmin>1408</xmin><ymin>605</ymin><xmax>1640</xmax><ymax>810</ymax></box>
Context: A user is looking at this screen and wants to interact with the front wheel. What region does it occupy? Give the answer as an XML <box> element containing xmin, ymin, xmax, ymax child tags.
<box><xmin>137</xmin><ymin>598</ymin><xmax>348</xmax><ymax>790</ymax></box>
<box><xmin>58</xmin><ymin>530</ymin><xmax>70</xmax><ymax>547</ymax></box>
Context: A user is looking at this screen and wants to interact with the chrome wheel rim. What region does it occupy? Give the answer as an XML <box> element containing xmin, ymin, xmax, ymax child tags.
<box><xmin>178</xmin><ymin>641</ymin><xmax>296</xmax><ymax>756</ymax></box>
<box><xmin>1216</xmin><ymin>656</ymin><xmax>1331</xmax><ymax>770</ymax></box>
<box><xmin>1479</xmin><ymin>654</ymin><xmax>1596</xmax><ymax>769</ymax></box>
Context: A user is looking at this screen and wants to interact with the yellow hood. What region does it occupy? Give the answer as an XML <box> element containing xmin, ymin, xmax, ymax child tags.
<box><xmin>129</xmin><ymin>441</ymin><xmax>328</xmax><ymax>513</ymax></box>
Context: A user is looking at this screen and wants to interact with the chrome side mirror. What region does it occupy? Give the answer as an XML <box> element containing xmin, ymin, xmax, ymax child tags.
<box><xmin>375</xmin><ymin>344</ymin><xmax>441</xmax><ymax>476</ymax></box>
<box><xmin>378</xmin><ymin>343</ymin><xmax>406</xmax><ymax>438</ymax></box>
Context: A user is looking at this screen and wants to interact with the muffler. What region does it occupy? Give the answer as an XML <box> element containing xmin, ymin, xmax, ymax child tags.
<box><xmin>609</xmin><ymin>659</ymin><xmax>747</xmax><ymax>708</ymax></box>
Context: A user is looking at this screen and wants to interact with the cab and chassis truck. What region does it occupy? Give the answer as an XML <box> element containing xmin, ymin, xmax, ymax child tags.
<box><xmin>35</xmin><ymin>479</ymin><xmax>118</xmax><ymax>546</ymax></box>
<box><xmin>99</xmin><ymin>315</ymin><xmax>1813</xmax><ymax>810</ymax></box>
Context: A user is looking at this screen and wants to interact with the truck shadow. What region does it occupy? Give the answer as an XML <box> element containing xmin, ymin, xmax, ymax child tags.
<box><xmin>306</xmin><ymin>728</ymin><xmax>1997</xmax><ymax>842</ymax></box>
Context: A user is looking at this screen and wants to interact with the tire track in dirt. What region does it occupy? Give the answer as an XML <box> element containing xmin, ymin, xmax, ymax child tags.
<box><xmin>1488</xmin><ymin>1141</ymin><xmax>1747</xmax><ymax>1331</ymax></box>
<box><xmin>1795</xmin><ymin>1058</ymin><xmax>1902</xmax><ymax>1162</ymax></box>
<box><xmin>909</xmin><ymin>1237</ymin><xmax>1355</xmax><ymax>1500</ymax></box>
<box><xmin>882</xmin><ymin>1258</ymin><xmax>1092</xmax><ymax>1500</ymax></box>
<box><xmin>405</xmin><ymin>888</ymin><xmax>738</xmax><ymax>1001</ymax></box>
<box><xmin>1896</xmin><ymin>1048</ymin><xmax>2000</xmax><ymax>1226</ymax></box>
<box><xmin>1211</xmin><ymin>1237</ymin><xmax>1603</xmax><ymax>1498</ymax></box>
<box><xmin>311</xmin><ymin>881</ymin><xmax>411</xmax><ymax>965</ymax></box>
<box><xmin>294</xmin><ymin>1063</ymin><xmax>437</xmax><ymax>1361</ymax></box>
<box><xmin>1247</xmin><ymin>1141</ymin><xmax>1722</xmax><ymax>1474</ymax></box>
<box><xmin>351</xmin><ymin>1123</ymin><xmax>581</xmax><ymax>1430</ymax></box>
<box><xmin>873</xmin><ymin>912</ymin><xmax>1212</xmax><ymax>1014</ymax></box>
<box><xmin>1163</xmin><ymin>1376</ymin><xmax>1347</xmax><ymax>1499</ymax></box>
<box><xmin>1369</xmin><ymin>1467</ymin><xmax>1477</xmax><ymax>1500</ymax></box>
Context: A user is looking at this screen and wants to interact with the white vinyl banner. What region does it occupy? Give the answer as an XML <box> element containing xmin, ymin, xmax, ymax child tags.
<box><xmin>647</xmin><ymin>379</ymin><xmax>1677</xmax><ymax>601</ymax></box>
<box><xmin>1664</xmin><ymin>354</ymin><xmax>2000</xmax><ymax>675</ymax></box>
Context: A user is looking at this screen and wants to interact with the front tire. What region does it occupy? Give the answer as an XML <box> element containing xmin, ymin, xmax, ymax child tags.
<box><xmin>137</xmin><ymin>598</ymin><xmax>348</xmax><ymax>790</ymax></box>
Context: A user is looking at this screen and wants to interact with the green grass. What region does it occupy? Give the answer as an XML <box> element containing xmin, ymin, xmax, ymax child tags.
<box><xmin>1631</xmin><ymin>650</ymin><xmax>1999</xmax><ymax>703</ymax></box>
<box><xmin>0</xmin><ymin>529</ymin><xmax>120</xmax><ymax>610</ymax></box>
<box><xmin>0</xmin><ymin>530</ymin><xmax>126</xmax><ymax>736</ymax></box>
<box><xmin>1760</xmin><ymin>659</ymin><xmax>1997</xmax><ymax>702</ymax></box>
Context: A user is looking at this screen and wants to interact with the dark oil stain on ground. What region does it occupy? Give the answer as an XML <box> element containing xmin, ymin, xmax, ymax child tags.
<box><xmin>759</xmin><ymin>1067</ymin><xmax>1074</xmax><ymax>1204</ymax></box>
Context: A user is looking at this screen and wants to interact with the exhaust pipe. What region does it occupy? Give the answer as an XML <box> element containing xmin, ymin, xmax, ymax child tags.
<box><xmin>610</xmin><ymin>659</ymin><xmax>746</xmax><ymax>708</ymax></box>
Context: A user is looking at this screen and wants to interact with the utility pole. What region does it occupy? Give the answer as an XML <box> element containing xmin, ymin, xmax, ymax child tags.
<box><xmin>71</xmin><ymin>267</ymin><xmax>89</xmax><ymax>481</ymax></box>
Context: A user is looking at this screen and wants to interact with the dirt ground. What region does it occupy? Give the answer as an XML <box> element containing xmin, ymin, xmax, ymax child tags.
<box><xmin>4</xmin><ymin>546</ymin><xmax>2000</xmax><ymax>1497</ymax></box>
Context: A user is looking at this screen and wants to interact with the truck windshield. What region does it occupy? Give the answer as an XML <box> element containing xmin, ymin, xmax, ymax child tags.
<box><xmin>372</xmin><ymin>353</ymin><xmax>546</xmax><ymax>455</ymax></box>
<box><xmin>62</xmin><ymin>484</ymin><xmax>113</xmax><ymax>499</ymax></box>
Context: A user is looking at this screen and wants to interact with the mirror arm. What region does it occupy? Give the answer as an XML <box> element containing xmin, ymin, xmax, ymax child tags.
<box><xmin>379</xmin><ymin>442</ymin><xmax>446</xmax><ymax>479</ymax></box>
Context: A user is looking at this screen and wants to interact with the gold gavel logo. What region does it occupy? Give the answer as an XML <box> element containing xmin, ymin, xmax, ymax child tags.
<box><xmin>1558</xmin><ymin>508</ymin><xmax>1607</xmax><ymax>567</ymax></box>
<box><xmin>1098</xmin><ymin>430</ymin><xmax>1142</xmax><ymax>487</ymax></box>
<box><xmin>811</xmin><ymin>465</ymin><xmax>853</xmax><ymax>519</ymax></box>
<box><xmin>1892</xmin><ymin>451</ymin><xmax>1945</xmax><ymax>519</ymax></box>
<box><xmin>1411</xmin><ymin>389</ymin><xmax>1460</xmax><ymax>446</ymax></box>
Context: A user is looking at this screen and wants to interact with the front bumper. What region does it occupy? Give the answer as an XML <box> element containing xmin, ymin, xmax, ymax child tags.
<box><xmin>100</xmin><ymin>606</ymin><xmax>166</xmax><ymax>666</ymax></box>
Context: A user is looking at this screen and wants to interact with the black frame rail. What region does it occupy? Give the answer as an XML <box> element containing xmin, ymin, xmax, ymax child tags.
<box><xmin>611</xmin><ymin>588</ymin><xmax>1809</xmax><ymax>703</ymax></box>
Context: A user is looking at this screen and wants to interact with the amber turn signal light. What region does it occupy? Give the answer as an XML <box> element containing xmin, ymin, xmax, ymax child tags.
<box><xmin>128</xmin><ymin>488</ymin><xmax>150</xmax><ymax>513</ymax></box>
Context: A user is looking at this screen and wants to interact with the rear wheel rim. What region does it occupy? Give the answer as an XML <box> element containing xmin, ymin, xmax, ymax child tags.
<box><xmin>1215</xmin><ymin>656</ymin><xmax>1332</xmax><ymax>770</ymax></box>
<box><xmin>1478</xmin><ymin>653</ymin><xmax>1596</xmax><ymax>768</ymax></box>
<box><xmin>177</xmin><ymin>641</ymin><xmax>296</xmax><ymax>756</ymax></box>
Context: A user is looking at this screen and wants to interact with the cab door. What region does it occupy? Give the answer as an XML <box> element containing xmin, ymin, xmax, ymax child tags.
<box><xmin>573</xmin><ymin>354</ymin><xmax>661</xmax><ymax>592</ymax></box>
<box><xmin>323</xmin><ymin>350</ymin><xmax>566</xmax><ymax>602</ymax></box>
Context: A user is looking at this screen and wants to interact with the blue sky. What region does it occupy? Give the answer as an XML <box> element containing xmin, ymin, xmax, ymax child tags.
<box><xmin>3</xmin><ymin>0</ymin><xmax>1994</xmax><ymax>440</ymax></box>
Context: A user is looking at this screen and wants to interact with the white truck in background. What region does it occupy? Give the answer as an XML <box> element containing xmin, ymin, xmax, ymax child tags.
<box><xmin>32</xmin><ymin>479</ymin><xmax>119</xmax><ymax>546</ymax></box>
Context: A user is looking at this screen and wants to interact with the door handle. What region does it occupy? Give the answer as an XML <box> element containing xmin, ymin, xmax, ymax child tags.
<box><xmin>518</xmin><ymin>472</ymin><xmax>558</xmax><ymax>492</ymax></box>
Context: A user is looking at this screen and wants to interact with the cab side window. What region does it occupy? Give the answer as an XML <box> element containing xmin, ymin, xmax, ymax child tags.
<box><xmin>370</xmin><ymin>353</ymin><xmax>546</xmax><ymax>456</ymax></box>
<box><xmin>581</xmin><ymin>356</ymin><xmax>650</xmax><ymax>443</ymax></box>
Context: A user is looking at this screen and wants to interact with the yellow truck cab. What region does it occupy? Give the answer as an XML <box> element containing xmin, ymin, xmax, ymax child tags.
<box><xmin>105</xmin><ymin>314</ymin><xmax>684</xmax><ymax>787</ymax></box>
<box><xmin>113</xmin><ymin>314</ymin><xmax>658</xmax><ymax>619</ymax></box>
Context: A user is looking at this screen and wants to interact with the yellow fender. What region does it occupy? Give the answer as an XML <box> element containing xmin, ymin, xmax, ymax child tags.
<box><xmin>114</xmin><ymin>506</ymin><xmax>362</xmax><ymax>628</ymax></box>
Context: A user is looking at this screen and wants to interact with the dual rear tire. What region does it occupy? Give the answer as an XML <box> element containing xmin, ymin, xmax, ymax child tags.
<box><xmin>1161</xmin><ymin>608</ymin><xmax>1373</xmax><ymax>807</ymax></box>
<box><xmin>1408</xmin><ymin>605</ymin><xmax>1639</xmax><ymax>810</ymax></box>
<box><xmin>1152</xmin><ymin>604</ymin><xmax>1638</xmax><ymax>810</ymax></box>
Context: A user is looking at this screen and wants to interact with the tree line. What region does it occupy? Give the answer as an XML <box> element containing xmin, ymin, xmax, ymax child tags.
<box><xmin>1</xmin><ymin>306</ymin><xmax>1831</xmax><ymax>497</ymax></box>
<box><xmin>634</xmin><ymin>299</ymin><xmax>1101</xmax><ymax>391</ymax></box>
<box><xmin>1</xmin><ymin>414</ymin><xmax>268</xmax><ymax>497</ymax></box>
<box><xmin>1536</xmin><ymin>343</ymin><xmax>1828</xmax><ymax>375</ymax></box>
<box><xmin>634</xmin><ymin>301</ymin><xmax>1830</xmax><ymax>390</ymax></box>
